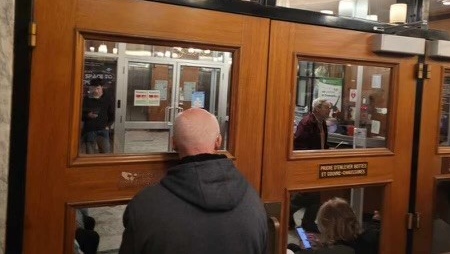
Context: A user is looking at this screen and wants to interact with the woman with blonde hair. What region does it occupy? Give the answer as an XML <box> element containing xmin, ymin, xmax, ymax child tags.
<box><xmin>291</xmin><ymin>197</ymin><xmax>379</xmax><ymax>254</ymax></box>
<box><xmin>314</xmin><ymin>197</ymin><xmax>360</xmax><ymax>254</ymax></box>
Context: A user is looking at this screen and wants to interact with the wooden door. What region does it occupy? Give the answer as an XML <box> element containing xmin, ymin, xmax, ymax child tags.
<box><xmin>262</xmin><ymin>21</ymin><xmax>418</xmax><ymax>254</ymax></box>
<box><xmin>25</xmin><ymin>1</ymin><xmax>269</xmax><ymax>252</ymax></box>
<box><xmin>414</xmin><ymin>59</ymin><xmax>450</xmax><ymax>254</ymax></box>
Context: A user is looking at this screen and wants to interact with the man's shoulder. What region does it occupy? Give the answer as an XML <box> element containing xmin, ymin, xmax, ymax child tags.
<box><xmin>130</xmin><ymin>183</ymin><xmax>167</xmax><ymax>203</ymax></box>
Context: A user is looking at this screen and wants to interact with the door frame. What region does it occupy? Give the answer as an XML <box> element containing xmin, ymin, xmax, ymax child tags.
<box><xmin>24</xmin><ymin>1</ymin><xmax>270</xmax><ymax>252</ymax></box>
<box><xmin>262</xmin><ymin>20</ymin><xmax>418</xmax><ymax>254</ymax></box>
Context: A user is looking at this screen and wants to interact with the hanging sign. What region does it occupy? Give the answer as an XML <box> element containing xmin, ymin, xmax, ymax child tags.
<box><xmin>317</xmin><ymin>78</ymin><xmax>343</xmax><ymax>111</ymax></box>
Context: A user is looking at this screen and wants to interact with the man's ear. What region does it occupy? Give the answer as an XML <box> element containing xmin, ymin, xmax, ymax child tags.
<box><xmin>214</xmin><ymin>134</ymin><xmax>223</xmax><ymax>150</ymax></box>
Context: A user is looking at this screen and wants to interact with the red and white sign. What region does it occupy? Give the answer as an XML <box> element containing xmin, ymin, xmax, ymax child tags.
<box><xmin>349</xmin><ymin>89</ymin><xmax>357</xmax><ymax>102</ymax></box>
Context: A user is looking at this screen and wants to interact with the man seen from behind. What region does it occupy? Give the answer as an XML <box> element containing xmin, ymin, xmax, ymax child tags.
<box><xmin>119</xmin><ymin>108</ymin><xmax>268</xmax><ymax>254</ymax></box>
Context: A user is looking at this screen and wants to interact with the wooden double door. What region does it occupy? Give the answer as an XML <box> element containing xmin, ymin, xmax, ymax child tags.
<box><xmin>24</xmin><ymin>0</ymin><xmax>445</xmax><ymax>253</ymax></box>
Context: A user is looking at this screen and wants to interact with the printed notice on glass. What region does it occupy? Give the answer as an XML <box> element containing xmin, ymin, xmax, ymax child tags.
<box><xmin>319</xmin><ymin>163</ymin><xmax>368</xmax><ymax>179</ymax></box>
<box><xmin>317</xmin><ymin>78</ymin><xmax>343</xmax><ymax>111</ymax></box>
<box><xmin>353</xmin><ymin>128</ymin><xmax>367</xmax><ymax>148</ymax></box>
<box><xmin>183</xmin><ymin>82</ymin><xmax>196</xmax><ymax>101</ymax></box>
<box><xmin>191</xmin><ymin>91</ymin><xmax>205</xmax><ymax>108</ymax></box>
<box><xmin>155</xmin><ymin>80</ymin><xmax>168</xmax><ymax>101</ymax></box>
<box><xmin>134</xmin><ymin>90</ymin><xmax>160</xmax><ymax>106</ymax></box>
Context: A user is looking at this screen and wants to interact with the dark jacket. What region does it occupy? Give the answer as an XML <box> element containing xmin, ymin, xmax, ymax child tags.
<box><xmin>82</xmin><ymin>94</ymin><xmax>114</xmax><ymax>133</ymax></box>
<box><xmin>294</xmin><ymin>113</ymin><xmax>328</xmax><ymax>150</ymax></box>
<box><xmin>294</xmin><ymin>242</ymin><xmax>355</xmax><ymax>254</ymax></box>
<box><xmin>293</xmin><ymin>230</ymin><xmax>379</xmax><ymax>254</ymax></box>
<box><xmin>119</xmin><ymin>154</ymin><xmax>268</xmax><ymax>254</ymax></box>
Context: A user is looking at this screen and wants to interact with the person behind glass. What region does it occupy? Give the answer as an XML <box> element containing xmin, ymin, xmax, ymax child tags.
<box><xmin>294</xmin><ymin>98</ymin><xmax>332</xmax><ymax>150</ymax></box>
<box><xmin>119</xmin><ymin>108</ymin><xmax>268</xmax><ymax>254</ymax></box>
<box><xmin>82</xmin><ymin>78</ymin><xmax>114</xmax><ymax>154</ymax></box>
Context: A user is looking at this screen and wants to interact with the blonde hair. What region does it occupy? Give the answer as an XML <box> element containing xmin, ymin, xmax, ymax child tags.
<box><xmin>316</xmin><ymin>197</ymin><xmax>360</xmax><ymax>245</ymax></box>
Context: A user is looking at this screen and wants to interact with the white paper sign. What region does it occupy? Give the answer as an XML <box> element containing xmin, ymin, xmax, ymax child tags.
<box><xmin>183</xmin><ymin>82</ymin><xmax>196</xmax><ymax>101</ymax></box>
<box><xmin>148</xmin><ymin>90</ymin><xmax>161</xmax><ymax>106</ymax></box>
<box><xmin>134</xmin><ymin>90</ymin><xmax>160</xmax><ymax>106</ymax></box>
<box><xmin>353</xmin><ymin>128</ymin><xmax>367</xmax><ymax>148</ymax></box>
<box><xmin>155</xmin><ymin>80</ymin><xmax>168</xmax><ymax>101</ymax></box>
<box><xmin>371</xmin><ymin>74</ymin><xmax>382</xmax><ymax>89</ymax></box>
<box><xmin>317</xmin><ymin>78</ymin><xmax>342</xmax><ymax>111</ymax></box>
<box><xmin>371</xmin><ymin>120</ymin><xmax>381</xmax><ymax>134</ymax></box>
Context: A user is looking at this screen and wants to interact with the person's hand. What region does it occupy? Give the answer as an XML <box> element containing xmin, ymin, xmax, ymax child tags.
<box><xmin>307</xmin><ymin>233</ymin><xmax>321</xmax><ymax>248</ymax></box>
<box><xmin>88</xmin><ymin>112</ymin><xmax>98</xmax><ymax>118</ymax></box>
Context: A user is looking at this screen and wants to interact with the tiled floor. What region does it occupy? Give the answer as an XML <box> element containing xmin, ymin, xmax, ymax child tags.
<box><xmin>86</xmin><ymin>205</ymin><xmax>126</xmax><ymax>253</ymax></box>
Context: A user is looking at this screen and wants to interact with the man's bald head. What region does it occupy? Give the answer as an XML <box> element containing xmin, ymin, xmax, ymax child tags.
<box><xmin>172</xmin><ymin>108</ymin><xmax>222</xmax><ymax>158</ymax></box>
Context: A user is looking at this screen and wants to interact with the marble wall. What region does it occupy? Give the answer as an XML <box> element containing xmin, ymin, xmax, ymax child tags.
<box><xmin>0</xmin><ymin>0</ymin><xmax>15</xmax><ymax>253</ymax></box>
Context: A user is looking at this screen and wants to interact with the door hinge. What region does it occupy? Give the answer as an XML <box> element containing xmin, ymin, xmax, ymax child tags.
<box><xmin>416</xmin><ymin>63</ymin><xmax>430</xmax><ymax>79</ymax></box>
<box><xmin>29</xmin><ymin>22</ymin><xmax>37</xmax><ymax>48</ymax></box>
<box><xmin>407</xmin><ymin>212</ymin><xmax>421</xmax><ymax>230</ymax></box>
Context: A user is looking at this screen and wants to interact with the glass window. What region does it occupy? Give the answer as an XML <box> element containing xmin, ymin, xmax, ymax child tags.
<box><xmin>294</xmin><ymin>60</ymin><xmax>391</xmax><ymax>151</ymax></box>
<box><xmin>288</xmin><ymin>186</ymin><xmax>382</xmax><ymax>253</ymax></box>
<box><xmin>80</xmin><ymin>39</ymin><xmax>232</xmax><ymax>156</ymax></box>
<box><xmin>74</xmin><ymin>205</ymin><xmax>126</xmax><ymax>253</ymax></box>
<box><xmin>432</xmin><ymin>181</ymin><xmax>450</xmax><ymax>254</ymax></box>
<box><xmin>439</xmin><ymin>69</ymin><xmax>450</xmax><ymax>146</ymax></box>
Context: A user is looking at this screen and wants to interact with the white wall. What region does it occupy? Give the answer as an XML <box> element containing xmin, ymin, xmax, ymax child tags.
<box><xmin>0</xmin><ymin>0</ymin><xmax>15</xmax><ymax>253</ymax></box>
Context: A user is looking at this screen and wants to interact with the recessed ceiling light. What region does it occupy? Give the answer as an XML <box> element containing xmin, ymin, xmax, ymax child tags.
<box><xmin>320</xmin><ymin>10</ymin><xmax>334</xmax><ymax>15</ymax></box>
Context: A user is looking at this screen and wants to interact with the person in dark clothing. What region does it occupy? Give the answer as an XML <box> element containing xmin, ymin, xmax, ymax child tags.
<box><xmin>75</xmin><ymin>209</ymin><xmax>99</xmax><ymax>254</ymax></box>
<box><xmin>82</xmin><ymin>78</ymin><xmax>114</xmax><ymax>154</ymax></box>
<box><xmin>294</xmin><ymin>98</ymin><xmax>331</xmax><ymax>150</ymax></box>
<box><xmin>119</xmin><ymin>108</ymin><xmax>268</xmax><ymax>254</ymax></box>
<box><xmin>289</xmin><ymin>192</ymin><xmax>320</xmax><ymax>233</ymax></box>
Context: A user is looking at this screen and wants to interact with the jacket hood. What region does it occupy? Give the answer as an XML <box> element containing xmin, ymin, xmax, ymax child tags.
<box><xmin>161</xmin><ymin>158</ymin><xmax>248</xmax><ymax>211</ymax></box>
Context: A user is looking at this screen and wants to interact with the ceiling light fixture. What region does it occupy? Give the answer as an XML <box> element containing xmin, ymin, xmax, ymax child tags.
<box><xmin>320</xmin><ymin>10</ymin><xmax>334</xmax><ymax>15</ymax></box>
<box><xmin>443</xmin><ymin>0</ymin><xmax>450</xmax><ymax>5</ymax></box>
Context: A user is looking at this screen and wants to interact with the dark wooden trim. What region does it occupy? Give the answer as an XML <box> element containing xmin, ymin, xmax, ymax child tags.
<box><xmin>430</xmin><ymin>12</ymin><xmax>450</xmax><ymax>21</ymax></box>
<box><xmin>149</xmin><ymin>0</ymin><xmax>382</xmax><ymax>32</ymax></box>
<box><xmin>6</xmin><ymin>0</ymin><xmax>32</xmax><ymax>253</ymax></box>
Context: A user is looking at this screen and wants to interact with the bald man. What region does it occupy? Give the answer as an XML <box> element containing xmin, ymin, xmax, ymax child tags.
<box><xmin>119</xmin><ymin>108</ymin><xmax>268</xmax><ymax>254</ymax></box>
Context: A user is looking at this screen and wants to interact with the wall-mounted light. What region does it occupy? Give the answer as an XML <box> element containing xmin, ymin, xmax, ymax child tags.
<box><xmin>390</xmin><ymin>3</ymin><xmax>407</xmax><ymax>24</ymax></box>
<box><xmin>98</xmin><ymin>43</ymin><xmax>108</xmax><ymax>53</ymax></box>
<box><xmin>338</xmin><ymin>0</ymin><xmax>355</xmax><ymax>17</ymax></box>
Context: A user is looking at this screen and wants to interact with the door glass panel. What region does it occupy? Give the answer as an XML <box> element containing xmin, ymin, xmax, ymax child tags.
<box><xmin>293</xmin><ymin>60</ymin><xmax>391</xmax><ymax>151</ymax></box>
<box><xmin>288</xmin><ymin>186</ymin><xmax>382</xmax><ymax>253</ymax></box>
<box><xmin>74</xmin><ymin>205</ymin><xmax>126</xmax><ymax>254</ymax></box>
<box><xmin>439</xmin><ymin>69</ymin><xmax>450</xmax><ymax>147</ymax></box>
<box><xmin>124</xmin><ymin>129</ymin><xmax>170</xmax><ymax>153</ymax></box>
<box><xmin>79</xmin><ymin>39</ymin><xmax>232</xmax><ymax>156</ymax></box>
<box><xmin>432</xmin><ymin>181</ymin><xmax>450</xmax><ymax>254</ymax></box>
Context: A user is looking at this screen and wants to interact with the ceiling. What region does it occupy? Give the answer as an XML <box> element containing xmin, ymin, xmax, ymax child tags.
<box><xmin>277</xmin><ymin>0</ymin><xmax>450</xmax><ymax>23</ymax></box>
